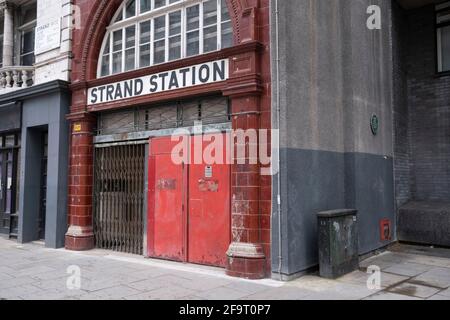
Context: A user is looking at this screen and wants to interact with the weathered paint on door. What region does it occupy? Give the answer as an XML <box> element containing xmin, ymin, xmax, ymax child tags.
<box><xmin>188</xmin><ymin>134</ymin><xmax>231</xmax><ymax>267</ymax></box>
<box><xmin>148</xmin><ymin>137</ymin><xmax>187</xmax><ymax>262</ymax></box>
<box><xmin>147</xmin><ymin>133</ymin><xmax>231</xmax><ymax>267</ymax></box>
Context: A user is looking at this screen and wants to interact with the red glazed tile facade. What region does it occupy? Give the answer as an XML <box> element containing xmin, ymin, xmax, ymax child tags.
<box><xmin>67</xmin><ymin>0</ymin><xmax>272</xmax><ymax>279</ymax></box>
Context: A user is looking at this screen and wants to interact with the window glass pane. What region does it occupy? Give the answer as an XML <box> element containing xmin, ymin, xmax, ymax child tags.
<box><xmin>6</xmin><ymin>159</ymin><xmax>12</xmax><ymax>213</ymax></box>
<box><xmin>221</xmin><ymin>0</ymin><xmax>230</xmax><ymax>21</ymax></box>
<box><xmin>154</xmin><ymin>0</ymin><xmax>166</xmax><ymax>9</ymax></box>
<box><xmin>140</xmin><ymin>0</ymin><xmax>151</xmax><ymax>13</ymax></box>
<box><xmin>22</xmin><ymin>3</ymin><xmax>37</xmax><ymax>26</ymax></box>
<box><xmin>154</xmin><ymin>16</ymin><xmax>166</xmax><ymax>40</ymax></box>
<box><xmin>169</xmin><ymin>35</ymin><xmax>181</xmax><ymax>60</ymax></box>
<box><xmin>101</xmin><ymin>54</ymin><xmax>110</xmax><ymax>76</ymax></box>
<box><xmin>15</xmin><ymin>147</ymin><xmax>20</xmax><ymax>214</ymax></box>
<box><xmin>22</xmin><ymin>30</ymin><xmax>35</xmax><ymax>54</ymax></box>
<box><xmin>21</xmin><ymin>53</ymin><xmax>34</xmax><ymax>66</ymax></box>
<box><xmin>113</xmin><ymin>30</ymin><xmax>123</xmax><ymax>52</ymax></box>
<box><xmin>125</xmin><ymin>48</ymin><xmax>136</xmax><ymax>71</ymax></box>
<box><xmin>140</xmin><ymin>44</ymin><xmax>151</xmax><ymax>67</ymax></box>
<box><xmin>437</xmin><ymin>9</ymin><xmax>450</xmax><ymax>24</ymax></box>
<box><xmin>103</xmin><ymin>35</ymin><xmax>111</xmax><ymax>54</ymax></box>
<box><xmin>203</xmin><ymin>25</ymin><xmax>217</xmax><ymax>53</ymax></box>
<box><xmin>203</xmin><ymin>0</ymin><xmax>217</xmax><ymax>26</ymax></box>
<box><xmin>439</xmin><ymin>26</ymin><xmax>450</xmax><ymax>72</ymax></box>
<box><xmin>126</xmin><ymin>0</ymin><xmax>136</xmax><ymax>18</ymax></box>
<box><xmin>169</xmin><ymin>11</ymin><xmax>181</xmax><ymax>36</ymax></box>
<box><xmin>115</xmin><ymin>10</ymin><xmax>123</xmax><ymax>22</ymax></box>
<box><xmin>113</xmin><ymin>52</ymin><xmax>122</xmax><ymax>73</ymax></box>
<box><xmin>21</xmin><ymin>28</ymin><xmax>35</xmax><ymax>66</ymax></box>
<box><xmin>0</xmin><ymin>38</ymin><xmax>3</xmax><ymax>67</ymax></box>
<box><xmin>221</xmin><ymin>21</ymin><xmax>232</xmax><ymax>48</ymax></box>
<box><xmin>126</xmin><ymin>25</ymin><xmax>136</xmax><ymax>48</ymax></box>
<box><xmin>169</xmin><ymin>0</ymin><xmax>180</xmax><ymax>4</ymax></box>
<box><xmin>186</xmin><ymin>31</ymin><xmax>199</xmax><ymax>56</ymax></box>
<box><xmin>186</xmin><ymin>5</ymin><xmax>200</xmax><ymax>31</ymax></box>
<box><xmin>5</xmin><ymin>136</ymin><xmax>15</xmax><ymax>147</ymax></box>
<box><xmin>140</xmin><ymin>21</ymin><xmax>151</xmax><ymax>44</ymax></box>
<box><xmin>154</xmin><ymin>40</ymin><xmax>165</xmax><ymax>64</ymax></box>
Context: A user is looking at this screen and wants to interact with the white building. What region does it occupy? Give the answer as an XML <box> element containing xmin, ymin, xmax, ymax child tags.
<box><xmin>0</xmin><ymin>0</ymin><xmax>72</xmax><ymax>92</ymax></box>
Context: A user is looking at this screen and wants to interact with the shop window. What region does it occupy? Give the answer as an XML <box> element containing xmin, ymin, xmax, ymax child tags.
<box><xmin>99</xmin><ymin>0</ymin><xmax>232</xmax><ymax>77</ymax></box>
<box><xmin>437</xmin><ymin>2</ymin><xmax>450</xmax><ymax>72</ymax></box>
<box><xmin>0</xmin><ymin>133</ymin><xmax>21</xmax><ymax>236</ymax></box>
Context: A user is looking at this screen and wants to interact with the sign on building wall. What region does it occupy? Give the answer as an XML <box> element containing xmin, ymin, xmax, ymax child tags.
<box><xmin>87</xmin><ymin>59</ymin><xmax>229</xmax><ymax>106</ymax></box>
<box><xmin>35</xmin><ymin>18</ymin><xmax>61</xmax><ymax>55</ymax></box>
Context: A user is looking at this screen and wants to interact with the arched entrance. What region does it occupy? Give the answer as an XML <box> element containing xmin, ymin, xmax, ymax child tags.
<box><xmin>66</xmin><ymin>0</ymin><xmax>271</xmax><ymax>279</ymax></box>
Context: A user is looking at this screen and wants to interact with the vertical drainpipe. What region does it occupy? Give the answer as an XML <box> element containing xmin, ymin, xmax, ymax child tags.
<box><xmin>274</xmin><ymin>0</ymin><xmax>283</xmax><ymax>277</ymax></box>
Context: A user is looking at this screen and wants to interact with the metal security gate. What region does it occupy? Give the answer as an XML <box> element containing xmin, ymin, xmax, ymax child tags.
<box><xmin>93</xmin><ymin>144</ymin><xmax>145</xmax><ymax>255</ymax></box>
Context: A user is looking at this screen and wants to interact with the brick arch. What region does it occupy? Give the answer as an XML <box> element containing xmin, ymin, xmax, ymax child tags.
<box><xmin>78</xmin><ymin>0</ymin><xmax>254</xmax><ymax>82</ymax></box>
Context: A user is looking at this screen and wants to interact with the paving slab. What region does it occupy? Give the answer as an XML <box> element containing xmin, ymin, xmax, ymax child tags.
<box><xmin>364</xmin><ymin>292</ymin><xmax>422</xmax><ymax>300</ymax></box>
<box><xmin>383</xmin><ymin>262</ymin><xmax>433</xmax><ymax>277</ymax></box>
<box><xmin>337</xmin><ymin>270</ymin><xmax>408</xmax><ymax>288</ymax></box>
<box><xmin>125</xmin><ymin>286</ymin><xmax>199</xmax><ymax>300</ymax></box>
<box><xmin>196</xmin><ymin>286</ymin><xmax>250</xmax><ymax>300</ymax></box>
<box><xmin>437</xmin><ymin>287</ymin><xmax>450</xmax><ymax>297</ymax></box>
<box><xmin>242</xmin><ymin>286</ymin><xmax>312</xmax><ymax>300</ymax></box>
<box><xmin>411</xmin><ymin>267</ymin><xmax>450</xmax><ymax>289</ymax></box>
<box><xmin>89</xmin><ymin>285</ymin><xmax>142</xmax><ymax>300</ymax></box>
<box><xmin>388</xmin><ymin>282</ymin><xmax>441</xmax><ymax>299</ymax></box>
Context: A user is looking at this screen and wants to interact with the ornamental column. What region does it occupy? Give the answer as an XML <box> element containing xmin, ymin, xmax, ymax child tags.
<box><xmin>65</xmin><ymin>114</ymin><xmax>96</xmax><ymax>251</ymax></box>
<box><xmin>223</xmin><ymin>43</ymin><xmax>266</xmax><ymax>279</ymax></box>
<box><xmin>1</xmin><ymin>1</ymin><xmax>14</xmax><ymax>67</ymax></box>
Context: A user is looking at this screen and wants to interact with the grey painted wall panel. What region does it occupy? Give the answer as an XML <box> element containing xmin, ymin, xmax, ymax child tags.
<box><xmin>272</xmin><ymin>148</ymin><xmax>395</xmax><ymax>276</ymax></box>
<box><xmin>18</xmin><ymin>128</ymin><xmax>43</xmax><ymax>243</ymax></box>
<box><xmin>18</xmin><ymin>90</ymin><xmax>70</xmax><ymax>248</ymax></box>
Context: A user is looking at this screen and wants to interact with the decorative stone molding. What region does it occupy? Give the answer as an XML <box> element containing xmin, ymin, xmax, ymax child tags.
<box><xmin>0</xmin><ymin>66</ymin><xmax>35</xmax><ymax>91</ymax></box>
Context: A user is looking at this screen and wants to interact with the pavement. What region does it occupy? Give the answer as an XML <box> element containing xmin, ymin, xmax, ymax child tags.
<box><xmin>0</xmin><ymin>237</ymin><xmax>450</xmax><ymax>300</ymax></box>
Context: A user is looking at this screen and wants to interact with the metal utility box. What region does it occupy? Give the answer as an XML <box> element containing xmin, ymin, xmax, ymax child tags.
<box><xmin>317</xmin><ymin>209</ymin><xmax>359</xmax><ymax>279</ymax></box>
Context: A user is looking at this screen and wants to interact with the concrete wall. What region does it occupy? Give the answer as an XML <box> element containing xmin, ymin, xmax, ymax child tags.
<box><xmin>271</xmin><ymin>0</ymin><xmax>396</xmax><ymax>277</ymax></box>
<box><xmin>18</xmin><ymin>85</ymin><xmax>70</xmax><ymax>248</ymax></box>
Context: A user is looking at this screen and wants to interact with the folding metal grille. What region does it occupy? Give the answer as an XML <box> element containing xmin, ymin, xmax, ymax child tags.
<box><xmin>93</xmin><ymin>144</ymin><xmax>145</xmax><ymax>255</ymax></box>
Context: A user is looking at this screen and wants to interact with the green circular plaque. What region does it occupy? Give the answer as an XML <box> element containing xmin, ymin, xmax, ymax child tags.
<box><xmin>371</xmin><ymin>115</ymin><xmax>379</xmax><ymax>136</ymax></box>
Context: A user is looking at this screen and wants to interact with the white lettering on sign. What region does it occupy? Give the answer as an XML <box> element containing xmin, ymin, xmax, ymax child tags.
<box><xmin>87</xmin><ymin>59</ymin><xmax>229</xmax><ymax>105</ymax></box>
<box><xmin>35</xmin><ymin>18</ymin><xmax>61</xmax><ymax>55</ymax></box>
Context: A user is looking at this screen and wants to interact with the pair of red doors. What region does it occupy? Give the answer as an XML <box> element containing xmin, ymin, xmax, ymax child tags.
<box><xmin>148</xmin><ymin>133</ymin><xmax>231</xmax><ymax>267</ymax></box>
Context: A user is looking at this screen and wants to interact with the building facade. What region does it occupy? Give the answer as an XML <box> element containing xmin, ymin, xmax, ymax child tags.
<box><xmin>66</xmin><ymin>0</ymin><xmax>272</xmax><ymax>279</ymax></box>
<box><xmin>0</xmin><ymin>0</ymin><xmax>72</xmax><ymax>248</ymax></box>
<box><xmin>0</xmin><ymin>0</ymin><xmax>447</xmax><ymax>281</ymax></box>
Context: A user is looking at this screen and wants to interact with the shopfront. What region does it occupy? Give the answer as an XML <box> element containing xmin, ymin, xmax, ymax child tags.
<box><xmin>66</xmin><ymin>0</ymin><xmax>271</xmax><ymax>279</ymax></box>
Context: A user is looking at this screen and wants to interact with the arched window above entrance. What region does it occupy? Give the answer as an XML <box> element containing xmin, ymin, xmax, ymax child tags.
<box><xmin>98</xmin><ymin>0</ymin><xmax>233</xmax><ymax>77</ymax></box>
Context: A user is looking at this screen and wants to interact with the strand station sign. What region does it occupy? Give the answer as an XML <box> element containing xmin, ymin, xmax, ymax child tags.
<box><xmin>88</xmin><ymin>59</ymin><xmax>229</xmax><ymax>105</ymax></box>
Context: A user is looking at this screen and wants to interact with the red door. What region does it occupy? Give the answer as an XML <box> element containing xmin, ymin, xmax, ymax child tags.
<box><xmin>148</xmin><ymin>137</ymin><xmax>187</xmax><ymax>262</ymax></box>
<box><xmin>188</xmin><ymin>134</ymin><xmax>231</xmax><ymax>267</ymax></box>
<box><xmin>148</xmin><ymin>133</ymin><xmax>231</xmax><ymax>267</ymax></box>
